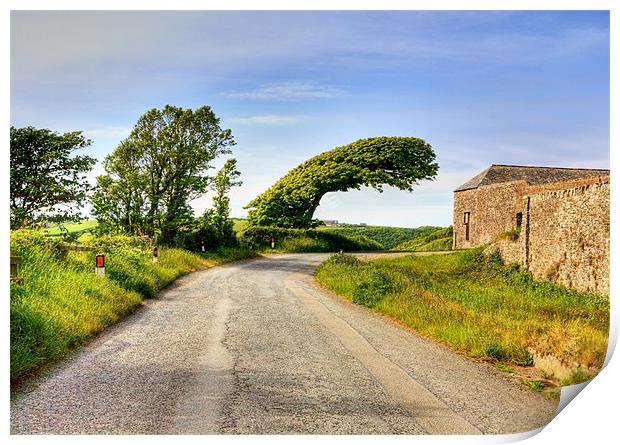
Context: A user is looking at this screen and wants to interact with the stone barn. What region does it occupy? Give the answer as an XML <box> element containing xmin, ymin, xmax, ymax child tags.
<box><xmin>453</xmin><ymin>164</ymin><xmax>610</xmax><ymax>294</ymax></box>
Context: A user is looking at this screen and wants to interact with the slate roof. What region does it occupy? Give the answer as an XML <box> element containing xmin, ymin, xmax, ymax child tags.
<box><xmin>455</xmin><ymin>164</ymin><xmax>610</xmax><ymax>192</ymax></box>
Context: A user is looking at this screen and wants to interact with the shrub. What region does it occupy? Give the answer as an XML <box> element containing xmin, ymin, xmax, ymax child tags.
<box><xmin>323</xmin><ymin>253</ymin><xmax>361</xmax><ymax>267</ymax></box>
<box><xmin>484</xmin><ymin>342</ymin><xmax>507</xmax><ymax>360</ymax></box>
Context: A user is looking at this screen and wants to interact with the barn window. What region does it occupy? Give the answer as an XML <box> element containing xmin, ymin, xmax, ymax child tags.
<box><xmin>516</xmin><ymin>212</ymin><xmax>523</xmax><ymax>229</ymax></box>
<box><xmin>464</xmin><ymin>212</ymin><xmax>470</xmax><ymax>241</ymax></box>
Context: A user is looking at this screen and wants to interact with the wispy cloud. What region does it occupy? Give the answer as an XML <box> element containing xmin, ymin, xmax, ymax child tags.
<box><xmin>227</xmin><ymin>82</ymin><xmax>342</xmax><ymax>101</ymax></box>
<box><xmin>228</xmin><ymin>115</ymin><xmax>301</xmax><ymax>125</ymax></box>
<box><xmin>83</xmin><ymin>126</ymin><xmax>132</xmax><ymax>139</ymax></box>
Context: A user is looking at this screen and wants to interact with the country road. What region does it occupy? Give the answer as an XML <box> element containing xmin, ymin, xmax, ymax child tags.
<box><xmin>11</xmin><ymin>253</ymin><xmax>558</xmax><ymax>435</ymax></box>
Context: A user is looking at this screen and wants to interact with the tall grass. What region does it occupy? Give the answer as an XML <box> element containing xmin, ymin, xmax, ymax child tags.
<box><xmin>10</xmin><ymin>230</ymin><xmax>254</xmax><ymax>382</ymax></box>
<box><xmin>315</xmin><ymin>249</ymin><xmax>609</xmax><ymax>381</ymax></box>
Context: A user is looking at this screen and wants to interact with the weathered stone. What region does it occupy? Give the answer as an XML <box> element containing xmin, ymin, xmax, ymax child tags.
<box><xmin>453</xmin><ymin>165</ymin><xmax>609</xmax><ymax>296</ymax></box>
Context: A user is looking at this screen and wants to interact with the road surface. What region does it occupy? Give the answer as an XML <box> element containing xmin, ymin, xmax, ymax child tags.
<box><xmin>11</xmin><ymin>253</ymin><xmax>558</xmax><ymax>434</ymax></box>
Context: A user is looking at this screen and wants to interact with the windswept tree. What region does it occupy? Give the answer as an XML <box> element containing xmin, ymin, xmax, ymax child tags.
<box><xmin>10</xmin><ymin>126</ymin><xmax>96</xmax><ymax>229</ymax></box>
<box><xmin>92</xmin><ymin>105</ymin><xmax>235</xmax><ymax>242</ymax></box>
<box><xmin>245</xmin><ymin>137</ymin><xmax>438</xmax><ymax>228</ymax></box>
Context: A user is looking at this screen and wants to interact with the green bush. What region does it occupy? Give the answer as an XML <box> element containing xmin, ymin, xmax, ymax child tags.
<box><xmin>323</xmin><ymin>252</ymin><xmax>362</xmax><ymax>267</ymax></box>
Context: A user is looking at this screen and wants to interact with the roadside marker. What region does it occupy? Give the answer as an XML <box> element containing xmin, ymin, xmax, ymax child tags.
<box><xmin>95</xmin><ymin>254</ymin><xmax>105</xmax><ymax>277</ymax></box>
<box><xmin>152</xmin><ymin>246</ymin><xmax>159</xmax><ymax>263</ymax></box>
<box><xmin>201</xmin><ymin>240</ymin><xmax>205</xmax><ymax>252</ymax></box>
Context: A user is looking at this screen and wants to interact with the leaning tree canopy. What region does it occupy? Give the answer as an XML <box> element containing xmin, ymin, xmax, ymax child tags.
<box><xmin>245</xmin><ymin>136</ymin><xmax>439</xmax><ymax>228</ymax></box>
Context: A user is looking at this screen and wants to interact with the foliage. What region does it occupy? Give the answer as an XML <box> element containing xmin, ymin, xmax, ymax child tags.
<box><xmin>238</xmin><ymin>226</ymin><xmax>383</xmax><ymax>252</ymax></box>
<box><xmin>231</xmin><ymin>218</ymin><xmax>248</xmax><ymax>234</ymax></box>
<box><xmin>245</xmin><ymin>137</ymin><xmax>438</xmax><ymax>228</ymax></box>
<box><xmin>559</xmin><ymin>368</ymin><xmax>591</xmax><ymax>386</ymax></box>
<box><xmin>10</xmin><ymin>230</ymin><xmax>255</xmax><ymax>382</ymax></box>
<box><xmin>319</xmin><ymin>225</ymin><xmax>442</xmax><ymax>250</ymax></box>
<box><xmin>10</xmin><ymin>126</ymin><xmax>97</xmax><ymax>229</ymax></box>
<box><xmin>92</xmin><ymin>105</ymin><xmax>236</xmax><ymax>243</ymax></box>
<box><xmin>170</xmin><ymin>211</ymin><xmax>234</xmax><ymax>252</ymax></box>
<box><xmin>315</xmin><ymin>249</ymin><xmax>609</xmax><ymax>383</ymax></box>
<box><xmin>493</xmin><ymin>228</ymin><xmax>522</xmax><ymax>242</ymax></box>
<box><xmin>522</xmin><ymin>380</ymin><xmax>546</xmax><ymax>391</ymax></box>
<box><xmin>394</xmin><ymin>226</ymin><xmax>453</xmax><ymax>251</ymax></box>
<box><xmin>210</xmin><ymin>158</ymin><xmax>242</xmax><ymax>244</ymax></box>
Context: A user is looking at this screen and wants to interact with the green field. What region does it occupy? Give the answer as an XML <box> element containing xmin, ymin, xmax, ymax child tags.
<box><xmin>45</xmin><ymin>220</ymin><xmax>98</xmax><ymax>235</ymax></box>
<box><xmin>315</xmin><ymin>249</ymin><xmax>609</xmax><ymax>387</ymax></box>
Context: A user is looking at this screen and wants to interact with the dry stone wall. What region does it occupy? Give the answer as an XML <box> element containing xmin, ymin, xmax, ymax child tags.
<box><xmin>485</xmin><ymin>177</ymin><xmax>609</xmax><ymax>295</ymax></box>
<box><xmin>526</xmin><ymin>178</ymin><xmax>609</xmax><ymax>295</ymax></box>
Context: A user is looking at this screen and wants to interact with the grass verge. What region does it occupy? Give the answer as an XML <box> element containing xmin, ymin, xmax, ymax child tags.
<box><xmin>10</xmin><ymin>230</ymin><xmax>255</xmax><ymax>383</ymax></box>
<box><xmin>315</xmin><ymin>249</ymin><xmax>609</xmax><ymax>384</ymax></box>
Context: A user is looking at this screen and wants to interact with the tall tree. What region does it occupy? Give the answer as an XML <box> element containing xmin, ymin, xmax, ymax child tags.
<box><xmin>210</xmin><ymin>158</ymin><xmax>242</xmax><ymax>241</ymax></box>
<box><xmin>245</xmin><ymin>137</ymin><xmax>439</xmax><ymax>228</ymax></box>
<box><xmin>93</xmin><ymin>105</ymin><xmax>235</xmax><ymax>242</ymax></box>
<box><xmin>10</xmin><ymin>126</ymin><xmax>96</xmax><ymax>229</ymax></box>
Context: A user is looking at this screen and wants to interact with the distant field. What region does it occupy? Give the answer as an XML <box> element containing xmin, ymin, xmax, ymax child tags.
<box><xmin>318</xmin><ymin>225</ymin><xmax>442</xmax><ymax>250</ymax></box>
<box><xmin>394</xmin><ymin>227</ymin><xmax>453</xmax><ymax>251</ymax></box>
<box><xmin>45</xmin><ymin>220</ymin><xmax>98</xmax><ymax>234</ymax></box>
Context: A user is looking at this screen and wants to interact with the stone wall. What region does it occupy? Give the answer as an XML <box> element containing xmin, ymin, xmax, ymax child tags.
<box><xmin>526</xmin><ymin>177</ymin><xmax>609</xmax><ymax>294</ymax></box>
<box><xmin>487</xmin><ymin>176</ymin><xmax>610</xmax><ymax>295</ymax></box>
<box><xmin>453</xmin><ymin>181</ymin><xmax>528</xmax><ymax>249</ymax></box>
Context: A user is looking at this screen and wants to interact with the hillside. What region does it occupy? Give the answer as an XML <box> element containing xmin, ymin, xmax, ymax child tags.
<box><xmin>394</xmin><ymin>226</ymin><xmax>453</xmax><ymax>251</ymax></box>
<box><xmin>318</xmin><ymin>225</ymin><xmax>442</xmax><ymax>250</ymax></box>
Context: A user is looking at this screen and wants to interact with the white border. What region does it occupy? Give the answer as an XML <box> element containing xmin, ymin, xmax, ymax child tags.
<box><xmin>3</xmin><ymin>1</ymin><xmax>617</xmax><ymax>444</ymax></box>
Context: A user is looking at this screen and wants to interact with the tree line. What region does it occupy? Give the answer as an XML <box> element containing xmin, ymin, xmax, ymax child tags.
<box><xmin>10</xmin><ymin>105</ymin><xmax>241</xmax><ymax>249</ymax></box>
<box><xmin>11</xmin><ymin>103</ymin><xmax>440</xmax><ymax>249</ymax></box>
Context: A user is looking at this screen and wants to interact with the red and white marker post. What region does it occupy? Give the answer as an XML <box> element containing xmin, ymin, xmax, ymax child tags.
<box><xmin>95</xmin><ymin>254</ymin><xmax>105</xmax><ymax>277</ymax></box>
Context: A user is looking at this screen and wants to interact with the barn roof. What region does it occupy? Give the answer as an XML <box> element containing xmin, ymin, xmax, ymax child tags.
<box><xmin>454</xmin><ymin>164</ymin><xmax>609</xmax><ymax>192</ymax></box>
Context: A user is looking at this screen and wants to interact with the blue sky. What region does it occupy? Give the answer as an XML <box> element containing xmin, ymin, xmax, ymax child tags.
<box><xmin>10</xmin><ymin>11</ymin><xmax>609</xmax><ymax>227</ymax></box>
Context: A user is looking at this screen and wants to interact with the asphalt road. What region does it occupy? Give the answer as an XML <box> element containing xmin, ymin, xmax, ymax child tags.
<box><xmin>11</xmin><ymin>253</ymin><xmax>558</xmax><ymax>435</ymax></box>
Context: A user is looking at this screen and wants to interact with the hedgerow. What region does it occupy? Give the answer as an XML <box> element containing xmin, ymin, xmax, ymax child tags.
<box><xmin>238</xmin><ymin>226</ymin><xmax>382</xmax><ymax>252</ymax></box>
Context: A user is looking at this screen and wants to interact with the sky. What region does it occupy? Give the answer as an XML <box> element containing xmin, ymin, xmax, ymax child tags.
<box><xmin>10</xmin><ymin>10</ymin><xmax>610</xmax><ymax>227</ymax></box>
